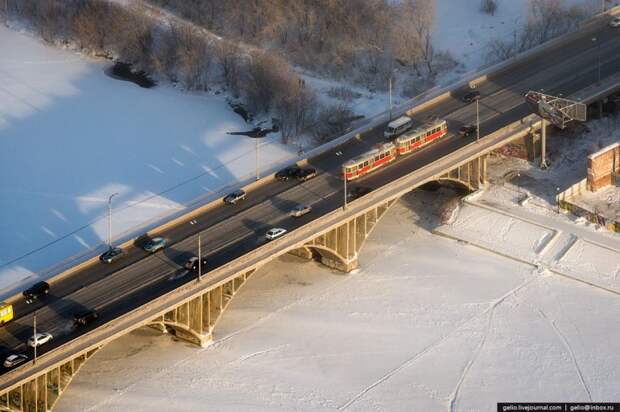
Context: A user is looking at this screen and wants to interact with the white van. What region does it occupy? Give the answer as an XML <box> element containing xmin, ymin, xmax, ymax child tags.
<box><xmin>384</xmin><ymin>116</ymin><xmax>413</xmax><ymax>139</ymax></box>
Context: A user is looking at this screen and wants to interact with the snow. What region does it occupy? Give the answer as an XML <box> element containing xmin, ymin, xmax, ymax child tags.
<box><xmin>433</xmin><ymin>0</ymin><xmax>620</xmax><ymax>73</ymax></box>
<box><xmin>0</xmin><ymin>25</ymin><xmax>296</xmax><ymax>294</ymax></box>
<box><xmin>56</xmin><ymin>189</ymin><xmax>620</xmax><ymax>411</ymax></box>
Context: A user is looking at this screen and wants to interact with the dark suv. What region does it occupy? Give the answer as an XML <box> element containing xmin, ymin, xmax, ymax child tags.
<box><xmin>348</xmin><ymin>186</ymin><xmax>373</xmax><ymax>200</ymax></box>
<box><xmin>462</xmin><ymin>91</ymin><xmax>480</xmax><ymax>103</ymax></box>
<box><xmin>224</xmin><ymin>190</ymin><xmax>246</xmax><ymax>205</ymax></box>
<box><xmin>275</xmin><ymin>166</ymin><xmax>301</xmax><ymax>181</ymax></box>
<box><xmin>296</xmin><ymin>168</ymin><xmax>317</xmax><ymax>182</ymax></box>
<box><xmin>23</xmin><ymin>281</ymin><xmax>50</xmax><ymax>304</ymax></box>
<box><xmin>99</xmin><ymin>247</ymin><xmax>126</xmax><ymax>264</ymax></box>
<box><xmin>73</xmin><ymin>310</ymin><xmax>99</xmax><ymax>327</ymax></box>
<box><xmin>184</xmin><ymin>256</ymin><xmax>208</xmax><ymax>271</ymax></box>
<box><xmin>459</xmin><ymin>124</ymin><xmax>478</xmax><ymax>138</ymax></box>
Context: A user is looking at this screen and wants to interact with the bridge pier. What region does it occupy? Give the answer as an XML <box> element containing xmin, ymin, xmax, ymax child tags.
<box><xmin>148</xmin><ymin>269</ymin><xmax>255</xmax><ymax>348</ymax></box>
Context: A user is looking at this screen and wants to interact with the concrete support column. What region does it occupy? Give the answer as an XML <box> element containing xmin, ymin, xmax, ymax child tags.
<box><xmin>540</xmin><ymin>118</ymin><xmax>548</xmax><ymax>169</ymax></box>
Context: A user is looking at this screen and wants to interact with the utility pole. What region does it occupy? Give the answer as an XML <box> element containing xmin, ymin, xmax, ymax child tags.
<box><xmin>255</xmin><ymin>137</ymin><xmax>260</xmax><ymax>181</ymax></box>
<box><xmin>107</xmin><ymin>193</ymin><xmax>118</xmax><ymax>249</ymax></box>
<box><xmin>33</xmin><ymin>311</ymin><xmax>37</xmax><ymax>365</ymax></box>
<box><xmin>198</xmin><ymin>235</ymin><xmax>202</xmax><ymax>282</ymax></box>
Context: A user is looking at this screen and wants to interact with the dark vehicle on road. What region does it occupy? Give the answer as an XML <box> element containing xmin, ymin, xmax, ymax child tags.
<box><xmin>3</xmin><ymin>354</ymin><xmax>28</xmax><ymax>368</ymax></box>
<box><xmin>143</xmin><ymin>237</ymin><xmax>166</xmax><ymax>253</ymax></box>
<box><xmin>184</xmin><ymin>256</ymin><xmax>208</xmax><ymax>271</ymax></box>
<box><xmin>296</xmin><ymin>167</ymin><xmax>317</xmax><ymax>182</ymax></box>
<box><xmin>462</xmin><ymin>91</ymin><xmax>480</xmax><ymax>103</ymax></box>
<box><xmin>73</xmin><ymin>310</ymin><xmax>99</xmax><ymax>327</ymax></box>
<box><xmin>99</xmin><ymin>247</ymin><xmax>126</xmax><ymax>264</ymax></box>
<box><xmin>23</xmin><ymin>281</ymin><xmax>50</xmax><ymax>304</ymax></box>
<box><xmin>348</xmin><ymin>186</ymin><xmax>373</xmax><ymax>200</ymax></box>
<box><xmin>275</xmin><ymin>166</ymin><xmax>301</xmax><ymax>181</ymax></box>
<box><xmin>224</xmin><ymin>190</ymin><xmax>246</xmax><ymax>205</ymax></box>
<box><xmin>459</xmin><ymin>124</ymin><xmax>477</xmax><ymax>138</ymax></box>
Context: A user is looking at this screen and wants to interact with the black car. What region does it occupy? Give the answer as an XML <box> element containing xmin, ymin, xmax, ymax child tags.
<box><xmin>462</xmin><ymin>91</ymin><xmax>480</xmax><ymax>103</ymax></box>
<box><xmin>223</xmin><ymin>189</ymin><xmax>246</xmax><ymax>205</ymax></box>
<box><xmin>73</xmin><ymin>310</ymin><xmax>99</xmax><ymax>327</ymax></box>
<box><xmin>184</xmin><ymin>256</ymin><xmax>209</xmax><ymax>271</ymax></box>
<box><xmin>99</xmin><ymin>247</ymin><xmax>126</xmax><ymax>264</ymax></box>
<box><xmin>296</xmin><ymin>168</ymin><xmax>317</xmax><ymax>182</ymax></box>
<box><xmin>459</xmin><ymin>124</ymin><xmax>478</xmax><ymax>138</ymax></box>
<box><xmin>348</xmin><ymin>186</ymin><xmax>373</xmax><ymax>200</ymax></box>
<box><xmin>23</xmin><ymin>281</ymin><xmax>50</xmax><ymax>304</ymax></box>
<box><xmin>275</xmin><ymin>166</ymin><xmax>301</xmax><ymax>181</ymax></box>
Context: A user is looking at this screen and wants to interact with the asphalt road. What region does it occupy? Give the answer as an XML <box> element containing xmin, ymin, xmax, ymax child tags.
<box><xmin>1</xmin><ymin>19</ymin><xmax>619</xmax><ymax>375</ymax></box>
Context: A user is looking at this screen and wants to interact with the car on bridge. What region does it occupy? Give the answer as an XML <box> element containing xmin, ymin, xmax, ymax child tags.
<box><xmin>73</xmin><ymin>310</ymin><xmax>99</xmax><ymax>327</ymax></box>
<box><xmin>224</xmin><ymin>190</ymin><xmax>246</xmax><ymax>205</ymax></box>
<box><xmin>23</xmin><ymin>281</ymin><xmax>50</xmax><ymax>304</ymax></box>
<box><xmin>184</xmin><ymin>256</ymin><xmax>208</xmax><ymax>271</ymax></box>
<box><xmin>290</xmin><ymin>204</ymin><xmax>312</xmax><ymax>217</ymax></box>
<box><xmin>27</xmin><ymin>332</ymin><xmax>53</xmax><ymax>348</ymax></box>
<box><xmin>265</xmin><ymin>228</ymin><xmax>287</xmax><ymax>240</ymax></box>
<box><xmin>295</xmin><ymin>167</ymin><xmax>317</xmax><ymax>182</ymax></box>
<box><xmin>99</xmin><ymin>247</ymin><xmax>126</xmax><ymax>264</ymax></box>
<box><xmin>3</xmin><ymin>354</ymin><xmax>28</xmax><ymax>368</ymax></box>
<box><xmin>384</xmin><ymin>116</ymin><xmax>413</xmax><ymax>139</ymax></box>
<box><xmin>610</xmin><ymin>16</ymin><xmax>620</xmax><ymax>27</ymax></box>
<box><xmin>348</xmin><ymin>186</ymin><xmax>373</xmax><ymax>200</ymax></box>
<box><xmin>462</xmin><ymin>90</ymin><xmax>480</xmax><ymax>103</ymax></box>
<box><xmin>143</xmin><ymin>237</ymin><xmax>166</xmax><ymax>253</ymax></box>
<box><xmin>275</xmin><ymin>166</ymin><xmax>301</xmax><ymax>181</ymax></box>
<box><xmin>459</xmin><ymin>124</ymin><xmax>478</xmax><ymax>138</ymax></box>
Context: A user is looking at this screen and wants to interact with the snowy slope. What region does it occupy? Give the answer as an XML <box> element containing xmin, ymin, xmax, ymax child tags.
<box><xmin>0</xmin><ymin>25</ymin><xmax>295</xmax><ymax>294</ymax></box>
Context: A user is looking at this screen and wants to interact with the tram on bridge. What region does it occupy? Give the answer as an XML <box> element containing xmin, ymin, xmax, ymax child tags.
<box><xmin>343</xmin><ymin>118</ymin><xmax>448</xmax><ymax>181</ymax></box>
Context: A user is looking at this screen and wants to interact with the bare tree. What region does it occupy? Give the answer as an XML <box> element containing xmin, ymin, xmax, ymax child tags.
<box><xmin>275</xmin><ymin>77</ymin><xmax>316</xmax><ymax>144</ymax></box>
<box><xmin>480</xmin><ymin>0</ymin><xmax>498</xmax><ymax>15</ymax></box>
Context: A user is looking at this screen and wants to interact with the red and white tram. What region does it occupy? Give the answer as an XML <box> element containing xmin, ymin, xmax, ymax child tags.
<box><xmin>343</xmin><ymin>142</ymin><xmax>396</xmax><ymax>181</ymax></box>
<box><xmin>394</xmin><ymin>119</ymin><xmax>448</xmax><ymax>155</ymax></box>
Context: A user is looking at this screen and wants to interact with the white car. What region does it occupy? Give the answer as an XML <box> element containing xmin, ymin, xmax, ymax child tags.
<box><xmin>3</xmin><ymin>354</ymin><xmax>28</xmax><ymax>368</ymax></box>
<box><xmin>610</xmin><ymin>17</ymin><xmax>620</xmax><ymax>28</ymax></box>
<box><xmin>265</xmin><ymin>228</ymin><xmax>287</xmax><ymax>240</ymax></box>
<box><xmin>27</xmin><ymin>332</ymin><xmax>53</xmax><ymax>348</ymax></box>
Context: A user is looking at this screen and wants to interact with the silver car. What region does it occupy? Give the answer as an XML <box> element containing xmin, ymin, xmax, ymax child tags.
<box><xmin>265</xmin><ymin>228</ymin><xmax>287</xmax><ymax>240</ymax></box>
<box><xmin>290</xmin><ymin>204</ymin><xmax>312</xmax><ymax>217</ymax></box>
<box><xmin>610</xmin><ymin>16</ymin><xmax>620</xmax><ymax>28</ymax></box>
<box><xmin>27</xmin><ymin>332</ymin><xmax>53</xmax><ymax>348</ymax></box>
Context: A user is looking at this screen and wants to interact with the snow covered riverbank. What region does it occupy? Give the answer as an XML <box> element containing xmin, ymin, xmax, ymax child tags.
<box><xmin>0</xmin><ymin>25</ymin><xmax>295</xmax><ymax>293</ymax></box>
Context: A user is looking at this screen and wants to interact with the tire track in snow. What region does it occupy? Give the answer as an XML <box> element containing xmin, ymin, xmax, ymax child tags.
<box><xmin>338</xmin><ymin>274</ymin><xmax>539</xmax><ymax>411</ymax></box>
<box><xmin>448</xmin><ymin>308</ymin><xmax>495</xmax><ymax>412</ymax></box>
<box><xmin>536</xmin><ymin>308</ymin><xmax>593</xmax><ymax>402</ymax></box>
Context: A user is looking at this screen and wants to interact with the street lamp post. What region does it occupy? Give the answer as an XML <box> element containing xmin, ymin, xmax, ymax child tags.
<box><xmin>476</xmin><ymin>97</ymin><xmax>480</xmax><ymax>143</ymax></box>
<box><xmin>556</xmin><ymin>187</ymin><xmax>561</xmax><ymax>214</ymax></box>
<box><xmin>107</xmin><ymin>192</ymin><xmax>119</xmax><ymax>249</ymax></box>
<box><xmin>255</xmin><ymin>137</ymin><xmax>260</xmax><ymax>181</ymax></box>
<box><xmin>343</xmin><ymin>172</ymin><xmax>348</xmax><ymax>211</ymax></box>
<box><xmin>388</xmin><ymin>75</ymin><xmax>393</xmax><ymax>121</ymax></box>
<box><xmin>592</xmin><ymin>37</ymin><xmax>601</xmax><ymax>84</ymax></box>
<box><xmin>33</xmin><ymin>311</ymin><xmax>37</xmax><ymax>365</ymax></box>
<box><xmin>198</xmin><ymin>234</ymin><xmax>202</xmax><ymax>282</ymax></box>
